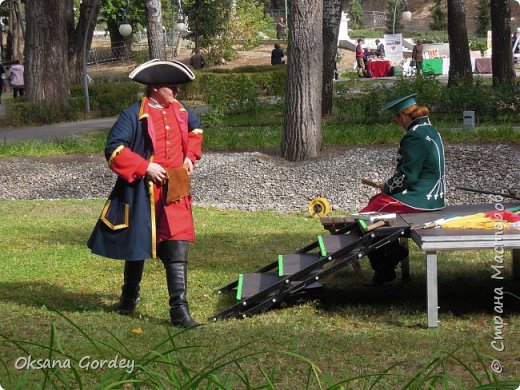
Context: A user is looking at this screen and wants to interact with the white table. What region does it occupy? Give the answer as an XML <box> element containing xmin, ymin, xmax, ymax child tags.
<box><xmin>400</xmin><ymin>203</ymin><xmax>520</xmax><ymax>328</ymax></box>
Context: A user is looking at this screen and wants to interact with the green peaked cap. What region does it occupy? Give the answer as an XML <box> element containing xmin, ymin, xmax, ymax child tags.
<box><xmin>382</xmin><ymin>93</ymin><xmax>417</xmax><ymax>114</ymax></box>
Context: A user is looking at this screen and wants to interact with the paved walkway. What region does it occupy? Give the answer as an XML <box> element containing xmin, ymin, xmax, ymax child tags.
<box><xmin>0</xmin><ymin>106</ymin><xmax>209</xmax><ymax>143</ymax></box>
<box><xmin>0</xmin><ymin>117</ymin><xmax>117</xmax><ymax>143</ymax></box>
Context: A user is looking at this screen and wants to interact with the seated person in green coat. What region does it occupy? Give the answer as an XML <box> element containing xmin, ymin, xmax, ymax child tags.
<box><xmin>360</xmin><ymin>94</ymin><xmax>446</xmax><ymax>285</ymax></box>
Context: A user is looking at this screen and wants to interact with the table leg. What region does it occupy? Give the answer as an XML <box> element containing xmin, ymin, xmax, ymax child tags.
<box><xmin>426</xmin><ymin>251</ymin><xmax>439</xmax><ymax>328</ymax></box>
<box><xmin>400</xmin><ymin>237</ymin><xmax>410</xmax><ymax>280</ymax></box>
<box><xmin>513</xmin><ymin>249</ymin><xmax>520</xmax><ymax>280</ymax></box>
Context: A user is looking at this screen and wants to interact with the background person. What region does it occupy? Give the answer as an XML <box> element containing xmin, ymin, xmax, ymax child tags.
<box><xmin>276</xmin><ymin>16</ymin><xmax>286</xmax><ymax>40</ymax></box>
<box><xmin>412</xmin><ymin>40</ymin><xmax>424</xmax><ymax>74</ymax></box>
<box><xmin>189</xmin><ymin>48</ymin><xmax>205</xmax><ymax>69</ymax></box>
<box><xmin>8</xmin><ymin>60</ymin><xmax>24</xmax><ymax>98</ymax></box>
<box><xmin>88</xmin><ymin>59</ymin><xmax>204</xmax><ymax>328</ymax></box>
<box><xmin>375</xmin><ymin>39</ymin><xmax>385</xmax><ymax>58</ymax></box>
<box><xmin>271</xmin><ymin>43</ymin><xmax>285</xmax><ymax>65</ymax></box>
<box><xmin>356</xmin><ymin>39</ymin><xmax>365</xmax><ymax>77</ymax></box>
<box><xmin>0</xmin><ymin>64</ymin><xmax>5</xmax><ymax>103</ymax></box>
<box><xmin>360</xmin><ymin>94</ymin><xmax>446</xmax><ymax>286</ymax></box>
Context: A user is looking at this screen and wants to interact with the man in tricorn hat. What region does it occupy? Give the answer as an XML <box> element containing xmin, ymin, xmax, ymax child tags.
<box><xmin>361</xmin><ymin>94</ymin><xmax>446</xmax><ymax>286</ymax></box>
<box><xmin>88</xmin><ymin>59</ymin><xmax>203</xmax><ymax>327</ymax></box>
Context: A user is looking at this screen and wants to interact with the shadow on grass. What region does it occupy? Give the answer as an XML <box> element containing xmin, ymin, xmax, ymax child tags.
<box><xmin>0</xmin><ymin>281</ymin><xmax>115</xmax><ymax>312</ymax></box>
<box><xmin>318</xmin><ymin>276</ymin><xmax>520</xmax><ymax>314</ymax></box>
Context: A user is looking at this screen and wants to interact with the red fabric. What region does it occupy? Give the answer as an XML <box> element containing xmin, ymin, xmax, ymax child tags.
<box><xmin>368</xmin><ymin>60</ymin><xmax>391</xmax><ymax>77</ymax></box>
<box><xmin>187</xmin><ymin>132</ymin><xmax>203</xmax><ymax>162</ymax></box>
<box><xmin>484</xmin><ymin>210</ymin><xmax>520</xmax><ymax>223</ymax></box>
<box><xmin>152</xmin><ymin>106</ymin><xmax>184</xmax><ymax>168</ymax></box>
<box><xmin>359</xmin><ymin>193</ymin><xmax>423</xmax><ymax>214</ymax></box>
<box><xmin>149</xmin><ymin>106</ymin><xmax>195</xmax><ymax>243</ymax></box>
<box><xmin>356</xmin><ymin>45</ymin><xmax>364</xmax><ymax>58</ymax></box>
<box><xmin>110</xmin><ymin>147</ymin><xmax>149</xmax><ymax>183</ymax></box>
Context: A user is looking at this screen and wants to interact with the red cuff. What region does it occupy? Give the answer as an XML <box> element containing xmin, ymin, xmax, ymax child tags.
<box><xmin>109</xmin><ymin>147</ymin><xmax>149</xmax><ymax>183</ymax></box>
<box><xmin>187</xmin><ymin>133</ymin><xmax>203</xmax><ymax>162</ymax></box>
<box><xmin>135</xmin><ymin>159</ymin><xmax>150</xmax><ymax>179</ymax></box>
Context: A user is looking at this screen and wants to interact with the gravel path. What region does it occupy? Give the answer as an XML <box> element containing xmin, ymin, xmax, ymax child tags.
<box><xmin>1</xmin><ymin>144</ymin><xmax>518</xmax><ymax>212</ymax></box>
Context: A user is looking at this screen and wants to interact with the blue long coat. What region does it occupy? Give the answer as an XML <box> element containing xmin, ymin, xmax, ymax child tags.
<box><xmin>87</xmin><ymin>99</ymin><xmax>201</xmax><ymax>261</ymax></box>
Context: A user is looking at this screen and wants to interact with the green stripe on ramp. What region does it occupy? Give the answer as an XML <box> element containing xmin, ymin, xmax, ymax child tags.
<box><xmin>236</xmin><ymin>274</ymin><xmax>244</xmax><ymax>301</ymax></box>
<box><xmin>358</xmin><ymin>219</ymin><xmax>367</xmax><ymax>233</ymax></box>
<box><xmin>278</xmin><ymin>255</ymin><xmax>284</xmax><ymax>276</ymax></box>
<box><xmin>317</xmin><ymin>236</ymin><xmax>327</xmax><ymax>257</ymax></box>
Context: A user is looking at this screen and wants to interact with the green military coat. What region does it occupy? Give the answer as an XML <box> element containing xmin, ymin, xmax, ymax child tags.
<box><xmin>383</xmin><ymin>116</ymin><xmax>446</xmax><ymax>210</ymax></box>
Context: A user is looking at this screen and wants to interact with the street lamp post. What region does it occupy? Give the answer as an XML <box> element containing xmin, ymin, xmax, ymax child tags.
<box><xmin>83</xmin><ymin>0</ymin><xmax>132</xmax><ymax>113</ymax></box>
<box><xmin>392</xmin><ymin>0</ymin><xmax>412</xmax><ymax>35</ymax></box>
<box><xmin>173</xmin><ymin>0</ymin><xmax>186</xmax><ymax>57</ymax></box>
<box><xmin>82</xmin><ymin>0</ymin><xmax>99</xmax><ymax>113</ymax></box>
<box><xmin>118</xmin><ymin>0</ymin><xmax>133</xmax><ymax>37</ymax></box>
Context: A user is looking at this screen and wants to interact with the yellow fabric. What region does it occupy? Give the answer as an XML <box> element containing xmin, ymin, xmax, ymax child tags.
<box><xmin>440</xmin><ymin>213</ymin><xmax>511</xmax><ymax>229</ymax></box>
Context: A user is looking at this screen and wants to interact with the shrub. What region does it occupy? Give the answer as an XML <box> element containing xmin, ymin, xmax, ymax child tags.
<box><xmin>3</xmin><ymin>101</ymin><xmax>82</xmax><ymax>126</ymax></box>
<box><xmin>1</xmin><ymin>82</ymin><xmax>142</xmax><ymax>126</ymax></box>
<box><xmin>469</xmin><ymin>38</ymin><xmax>488</xmax><ymax>55</ymax></box>
<box><xmin>204</xmin><ymin>73</ymin><xmax>260</xmax><ymax>116</ymax></box>
<box><xmin>349</xmin><ymin>0</ymin><xmax>364</xmax><ymax>30</ymax></box>
<box><xmin>332</xmin><ymin>77</ymin><xmax>518</xmax><ymax>125</ymax></box>
<box><xmin>349</xmin><ymin>29</ymin><xmax>386</xmax><ymax>39</ymax></box>
<box><xmin>179</xmin><ymin>66</ymin><xmax>286</xmax><ymax>103</ymax></box>
<box><xmin>89</xmin><ymin>82</ymin><xmax>143</xmax><ymax>116</ymax></box>
<box><xmin>411</xmin><ymin>31</ymin><xmax>449</xmax><ymax>44</ymax></box>
<box><xmin>430</xmin><ymin>0</ymin><xmax>448</xmax><ymax>31</ymax></box>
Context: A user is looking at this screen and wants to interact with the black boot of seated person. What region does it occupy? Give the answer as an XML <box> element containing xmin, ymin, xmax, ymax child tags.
<box><xmin>365</xmin><ymin>240</ymin><xmax>408</xmax><ymax>286</ymax></box>
<box><xmin>159</xmin><ymin>240</ymin><xmax>199</xmax><ymax>328</ymax></box>
<box><xmin>115</xmin><ymin>260</ymin><xmax>144</xmax><ymax>315</ymax></box>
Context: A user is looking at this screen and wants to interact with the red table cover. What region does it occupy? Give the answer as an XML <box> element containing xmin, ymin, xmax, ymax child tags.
<box><xmin>368</xmin><ymin>60</ymin><xmax>391</xmax><ymax>77</ymax></box>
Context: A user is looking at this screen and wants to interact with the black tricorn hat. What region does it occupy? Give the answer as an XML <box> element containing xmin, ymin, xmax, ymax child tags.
<box><xmin>129</xmin><ymin>59</ymin><xmax>195</xmax><ymax>85</ymax></box>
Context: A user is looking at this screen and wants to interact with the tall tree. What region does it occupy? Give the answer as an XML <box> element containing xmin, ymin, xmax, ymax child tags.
<box><xmin>183</xmin><ymin>0</ymin><xmax>231</xmax><ymax>52</ymax></box>
<box><xmin>145</xmin><ymin>0</ymin><xmax>165</xmax><ymax>59</ymax></box>
<box><xmin>322</xmin><ymin>0</ymin><xmax>345</xmax><ymax>116</ymax></box>
<box><xmin>490</xmin><ymin>0</ymin><xmax>516</xmax><ymax>86</ymax></box>
<box><xmin>447</xmin><ymin>0</ymin><xmax>473</xmax><ymax>86</ymax></box>
<box><xmin>430</xmin><ymin>0</ymin><xmax>447</xmax><ymax>31</ymax></box>
<box><xmin>25</xmin><ymin>0</ymin><xmax>70</xmax><ymax>107</ymax></box>
<box><xmin>349</xmin><ymin>0</ymin><xmax>363</xmax><ymax>30</ymax></box>
<box><xmin>100</xmin><ymin>0</ymin><xmax>144</xmax><ymax>57</ymax></box>
<box><xmin>68</xmin><ymin>0</ymin><xmax>100</xmax><ymax>84</ymax></box>
<box><xmin>7</xmin><ymin>0</ymin><xmax>24</xmax><ymax>61</ymax></box>
<box><xmin>474</xmin><ymin>0</ymin><xmax>490</xmax><ymax>37</ymax></box>
<box><xmin>282</xmin><ymin>0</ymin><xmax>323</xmax><ymax>161</ymax></box>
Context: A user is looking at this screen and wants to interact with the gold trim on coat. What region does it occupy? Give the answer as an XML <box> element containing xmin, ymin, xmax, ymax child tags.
<box><xmin>108</xmin><ymin>145</ymin><xmax>125</xmax><ymax>168</ymax></box>
<box><xmin>100</xmin><ymin>200</ymin><xmax>129</xmax><ymax>230</ymax></box>
<box><xmin>148</xmin><ymin>156</ymin><xmax>157</xmax><ymax>259</ymax></box>
<box><xmin>139</xmin><ymin>97</ymin><xmax>149</xmax><ymax>120</ymax></box>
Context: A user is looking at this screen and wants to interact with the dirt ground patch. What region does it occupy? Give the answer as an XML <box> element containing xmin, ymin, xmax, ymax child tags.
<box><xmin>87</xmin><ymin>44</ymin><xmax>356</xmax><ymax>80</ymax></box>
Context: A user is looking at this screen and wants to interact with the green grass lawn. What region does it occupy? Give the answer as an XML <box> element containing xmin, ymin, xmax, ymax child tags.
<box><xmin>0</xmin><ymin>200</ymin><xmax>519</xmax><ymax>388</ymax></box>
<box><xmin>0</xmin><ymin>120</ymin><xmax>518</xmax><ymax>158</ymax></box>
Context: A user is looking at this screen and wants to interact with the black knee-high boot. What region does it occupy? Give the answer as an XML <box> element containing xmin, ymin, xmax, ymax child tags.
<box><xmin>158</xmin><ymin>240</ymin><xmax>199</xmax><ymax>328</ymax></box>
<box><xmin>366</xmin><ymin>240</ymin><xmax>408</xmax><ymax>286</ymax></box>
<box><xmin>115</xmin><ymin>260</ymin><xmax>144</xmax><ymax>315</ymax></box>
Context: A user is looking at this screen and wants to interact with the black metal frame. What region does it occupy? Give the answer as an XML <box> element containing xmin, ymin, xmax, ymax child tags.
<box><xmin>210</xmin><ymin>222</ymin><xmax>408</xmax><ymax>322</ymax></box>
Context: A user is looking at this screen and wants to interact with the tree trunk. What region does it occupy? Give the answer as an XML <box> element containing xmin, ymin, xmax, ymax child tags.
<box><xmin>490</xmin><ymin>0</ymin><xmax>516</xmax><ymax>86</ymax></box>
<box><xmin>68</xmin><ymin>0</ymin><xmax>100</xmax><ymax>85</ymax></box>
<box><xmin>25</xmin><ymin>0</ymin><xmax>70</xmax><ymax>107</ymax></box>
<box><xmin>9</xmin><ymin>0</ymin><xmax>24</xmax><ymax>61</ymax></box>
<box><xmin>145</xmin><ymin>0</ymin><xmax>165</xmax><ymax>60</ymax></box>
<box><xmin>107</xmin><ymin>21</ymin><xmax>133</xmax><ymax>58</ymax></box>
<box><xmin>447</xmin><ymin>0</ymin><xmax>473</xmax><ymax>86</ymax></box>
<box><xmin>322</xmin><ymin>0</ymin><xmax>346</xmax><ymax>116</ymax></box>
<box><xmin>282</xmin><ymin>0</ymin><xmax>323</xmax><ymax>162</ymax></box>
